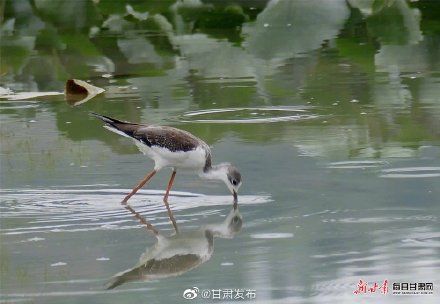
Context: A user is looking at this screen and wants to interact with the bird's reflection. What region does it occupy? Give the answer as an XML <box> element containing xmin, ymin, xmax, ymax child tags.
<box><xmin>106</xmin><ymin>203</ymin><xmax>242</xmax><ymax>289</ymax></box>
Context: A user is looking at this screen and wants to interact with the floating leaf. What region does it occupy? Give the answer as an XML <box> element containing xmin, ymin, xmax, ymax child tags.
<box><xmin>0</xmin><ymin>87</ymin><xmax>63</xmax><ymax>101</ymax></box>
<box><xmin>65</xmin><ymin>79</ymin><xmax>105</xmax><ymax>106</ymax></box>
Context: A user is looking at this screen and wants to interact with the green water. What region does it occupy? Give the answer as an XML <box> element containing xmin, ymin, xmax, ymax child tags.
<box><xmin>1</xmin><ymin>0</ymin><xmax>439</xmax><ymax>303</ymax></box>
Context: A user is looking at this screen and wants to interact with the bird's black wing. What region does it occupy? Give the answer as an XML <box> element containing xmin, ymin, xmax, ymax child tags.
<box><xmin>133</xmin><ymin>126</ymin><xmax>201</xmax><ymax>152</ymax></box>
<box><xmin>91</xmin><ymin>113</ymin><xmax>201</xmax><ymax>152</ymax></box>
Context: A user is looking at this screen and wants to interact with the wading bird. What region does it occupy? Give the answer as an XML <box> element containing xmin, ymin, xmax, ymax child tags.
<box><xmin>106</xmin><ymin>204</ymin><xmax>242</xmax><ymax>289</ymax></box>
<box><xmin>91</xmin><ymin>113</ymin><xmax>242</xmax><ymax>232</ymax></box>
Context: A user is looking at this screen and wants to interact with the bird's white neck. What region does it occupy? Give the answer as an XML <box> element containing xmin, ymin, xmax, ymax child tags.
<box><xmin>199</xmin><ymin>164</ymin><xmax>228</xmax><ymax>182</ymax></box>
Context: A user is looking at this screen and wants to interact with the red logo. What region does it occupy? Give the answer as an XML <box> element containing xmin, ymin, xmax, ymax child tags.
<box><xmin>354</xmin><ymin>279</ymin><xmax>388</xmax><ymax>295</ymax></box>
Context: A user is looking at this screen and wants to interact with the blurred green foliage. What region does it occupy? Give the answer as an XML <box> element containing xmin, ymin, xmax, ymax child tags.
<box><xmin>1</xmin><ymin>0</ymin><xmax>439</xmax><ymax>150</ymax></box>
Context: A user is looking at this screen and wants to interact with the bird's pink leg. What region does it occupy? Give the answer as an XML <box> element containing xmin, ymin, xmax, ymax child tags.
<box><xmin>121</xmin><ymin>170</ymin><xmax>157</xmax><ymax>204</ymax></box>
<box><xmin>163</xmin><ymin>170</ymin><xmax>179</xmax><ymax>233</ymax></box>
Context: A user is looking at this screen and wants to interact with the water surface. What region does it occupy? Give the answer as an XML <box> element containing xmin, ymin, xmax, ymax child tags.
<box><xmin>1</xmin><ymin>0</ymin><xmax>439</xmax><ymax>303</ymax></box>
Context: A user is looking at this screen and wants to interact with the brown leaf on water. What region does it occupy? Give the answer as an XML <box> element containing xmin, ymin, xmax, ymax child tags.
<box><xmin>65</xmin><ymin>79</ymin><xmax>105</xmax><ymax>106</ymax></box>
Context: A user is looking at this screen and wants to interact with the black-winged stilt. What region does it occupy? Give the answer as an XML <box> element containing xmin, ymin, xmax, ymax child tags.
<box><xmin>91</xmin><ymin>113</ymin><xmax>242</xmax><ymax>232</ymax></box>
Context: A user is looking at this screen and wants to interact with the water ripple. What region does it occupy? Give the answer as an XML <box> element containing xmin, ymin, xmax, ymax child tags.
<box><xmin>326</xmin><ymin>160</ymin><xmax>388</xmax><ymax>169</ymax></box>
<box><xmin>0</xmin><ymin>188</ymin><xmax>271</xmax><ymax>236</ymax></box>
<box><xmin>380</xmin><ymin>166</ymin><xmax>440</xmax><ymax>178</ymax></box>
<box><xmin>0</xmin><ymin>287</ymin><xmax>155</xmax><ymax>299</ymax></box>
<box><xmin>250</xmin><ymin>232</ymin><xmax>294</xmax><ymax>239</ymax></box>
<box><xmin>181</xmin><ymin>106</ymin><xmax>320</xmax><ymax>124</ymax></box>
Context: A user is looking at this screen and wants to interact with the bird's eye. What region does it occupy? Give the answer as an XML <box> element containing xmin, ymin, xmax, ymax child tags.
<box><xmin>231</xmin><ymin>179</ymin><xmax>237</xmax><ymax>186</ymax></box>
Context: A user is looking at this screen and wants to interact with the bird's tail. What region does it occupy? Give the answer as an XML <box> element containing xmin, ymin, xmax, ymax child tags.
<box><xmin>90</xmin><ymin>112</ymin><xmax>140</xmax><ymax>138</ymax></box>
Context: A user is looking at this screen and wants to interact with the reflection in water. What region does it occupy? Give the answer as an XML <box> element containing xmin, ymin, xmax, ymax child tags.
<box><xmin>244</xmin><ymin>0</ymin><xmax>349</xmax><ymax>59</ymax></box>
<box><xmin>1</xmin><ymin>0</ymin><xmax>440</xmax><ymax>303</ymax></box>
<box><xmin>106</xmin><ymin>204</ymin><xmax>242</xmax><ymax>289</ymax></box>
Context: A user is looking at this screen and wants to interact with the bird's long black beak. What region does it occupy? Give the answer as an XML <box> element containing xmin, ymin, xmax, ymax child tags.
<box><xmin>233</xmin><ymin>191</ymin><xmax>238</xmax><ymax>210</ymax></box>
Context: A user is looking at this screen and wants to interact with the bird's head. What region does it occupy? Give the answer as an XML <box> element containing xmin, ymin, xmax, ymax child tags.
<box><xmin>222</xmin><ymin>163</ymin><xmax>242</xmax><ymax>202</ymax></box>
<box><xmin>200</xmin><ymin>162</ymin><xmax>242</xmax><ymax>203</ymax></box>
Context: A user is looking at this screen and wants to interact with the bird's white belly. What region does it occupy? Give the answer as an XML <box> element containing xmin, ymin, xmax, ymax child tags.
<box><xmin>134</xmin><ymin>140</ymin><xmax>206</xmax><ymax>170</ymax></box>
